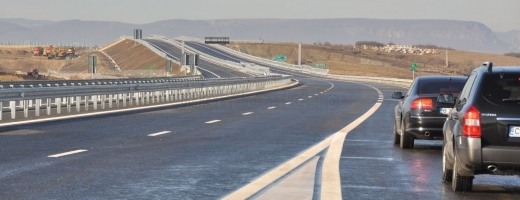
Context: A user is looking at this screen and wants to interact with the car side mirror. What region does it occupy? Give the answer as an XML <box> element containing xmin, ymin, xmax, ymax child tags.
<box><xmin>392</xmin><ymin>92</ymin><xmax>403</xmax><ymax>99</ymax></box>
<box><xmin>438</xmin><ymin>94</ymin><xmax>454</xmax><ymax>104</ymax></box>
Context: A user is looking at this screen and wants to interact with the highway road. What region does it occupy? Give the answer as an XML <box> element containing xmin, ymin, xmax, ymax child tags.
<box><xmin>144</xmin><ymin>39</ymin><xmax>252</xmax><ymax>78</ymax></box>
<box><xmin>1</xmin><ymin>42</ymin><xmax>520</xmax><ymax>199</ymax></box>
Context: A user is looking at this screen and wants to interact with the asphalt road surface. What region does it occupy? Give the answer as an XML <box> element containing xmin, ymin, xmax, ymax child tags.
<box><xmin>1</xmin><ymin>42</ymin><xmax>519</xmax><ymax>199</ymax></box>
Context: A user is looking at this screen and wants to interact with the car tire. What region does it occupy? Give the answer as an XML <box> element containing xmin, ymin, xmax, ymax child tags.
<box><xmin>442</xmin><ymin>143</ymin><xmax>453</xmax><ymax>182</ymax></box>
<box><xmin>393</xmin><ymin>123</ymin><xmax>400</xmax><ymax>145</ymax></box>
<box><xmin>399</xmin><ymin>121</ymin><xmax>414</xmax><ymax>149</ymax></box>
<box><xmin>451</xmin><ymin>155</ymin><xmax>473</xmax><ymax>192</ymax></box>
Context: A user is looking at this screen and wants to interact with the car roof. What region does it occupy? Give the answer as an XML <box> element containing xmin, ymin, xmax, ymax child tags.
<box><xmin>416</xmin><ymin>76</ymin><xmax>467</xmax><ymax>82</ymax></box>
<box><xmin>475</xmin><ymin>66</ymin><xmax>520</xmax><ymax>74</ymax></box>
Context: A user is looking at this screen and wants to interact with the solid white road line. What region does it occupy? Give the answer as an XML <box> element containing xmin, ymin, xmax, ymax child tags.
<box><xmin>48</xmin><ymin>149</ymin><xmax>88</xmax><ymax>158</ymax></box>
<box><xmin>320</xmin><ymin>83</ymin><xmax>383</xmax><ymax>200</ymax></box>
<box><xmin>206</xmin><ymin>120</ymin><xmax>221</xmax><ymax>124</ymax></box>
<box><xmin>197</xmin><ymin>67</ymin><xmax>221</xmax><ymax>78</ymax></box>
<box><xmin>242</xmin><ymin>112</ymin><xmax>254</xmax><ymax>115</ymax></box>
<box><xmin>285</xmin><ymin>102</ymin><xmax>292</xmax><ymax>105</ymax></box>
<box><xmin>298</xmin><ymin>99</ymin><xmax>304</xmax><ymax>101</ymax></box>
<box><xmin>254</xmin><ymin>156</ymin><xmax>320</xmax><ymax>200</ymax></box>
<box><xmin>148</xmin><ymin>131</ymin><xmax>171</xmax><ymax>137</ymax></box>
<box><xmin>223</xmin><ymin>84</ymin><xmax>383</xmax><ymax>200</ymax></box>
<box><xmin>341</xmin><ymin>157</ymin><xmax>394</xmax><ymax>161</ymax></box>
<box><xmin>268</xmin><ymin>107</ymin><xmax>276</xmax><ymax>110</ymax></box>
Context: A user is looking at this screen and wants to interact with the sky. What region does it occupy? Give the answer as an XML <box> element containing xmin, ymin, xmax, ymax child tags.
<box><xmin>0</xmin><ymin>0</ymin><xmax>518</xmax><ymax>32</ymax></box>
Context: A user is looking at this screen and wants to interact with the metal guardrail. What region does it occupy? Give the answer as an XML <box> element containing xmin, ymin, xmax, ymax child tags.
<box><xmin>0</xmin><ymin>75</ymin><xmax>293</xmax><ymax>122</ymax></box>
<box><xmin>0</xmin><ymin>76</ymin><xmax>202</xmax><ymax>89</ymax></box>
<box><xmin>323</xmin><ymin>74</ymin><xmax>412</xmax><ymax>87</ymax></box>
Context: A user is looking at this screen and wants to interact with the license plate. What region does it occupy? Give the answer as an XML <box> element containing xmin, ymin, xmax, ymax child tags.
<box><xmin>509</xmin><ymin>126</ymin><xmax>520</xmax><ymax>137</ymax></box>
<box><xmin>439</xmin><ymin>107</ymin><xmax>452</xmax><ymax>115</ymax></box>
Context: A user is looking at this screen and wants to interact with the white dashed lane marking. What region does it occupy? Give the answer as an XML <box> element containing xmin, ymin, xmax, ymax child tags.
<box><xmin>242</xmin><ymin>112</ymin><xmax>254</xmax><ymax>115</ymax></box>
<box><xmin>48</xmin><ymin>149</ymin><xmax>88</xmax><ymax>158</ymax></box>
<box><xmin>148</xmin><ymin>131</ymin><xmax>171</xmax><ymax>137</ymax></box>
<box><xmin>268</xmin><ymin>107</ymin><xmax>276</xmax><ymax>109</ymax></box>
<box><xmin>206</xmin><ymin>120</ymin><xmax>221</xmax><ymax>124</ymax></box>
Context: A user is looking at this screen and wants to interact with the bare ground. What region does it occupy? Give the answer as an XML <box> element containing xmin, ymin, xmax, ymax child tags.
<box><xmin>228</xmin><ymin>43</ymin><xmax>520</xmax><ymax>79</ymax></box>
<box><xmin>104</xmin><ymin>39</ymin><xmax>182</xmax><ymax>74</ymax></box>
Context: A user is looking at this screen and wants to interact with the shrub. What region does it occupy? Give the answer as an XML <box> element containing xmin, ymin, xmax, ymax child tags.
<box><xmin>414</xmin><ymin>44</ymin><xmax>454</xmax><ymax>50</ymax></box>
<box><xmin>504</xmin><ymin>52</ymin><xmax>520</xmax><ymax>58</ymax></box>
<box><xmin>355</xmin><ymin>41</ymin><xmax>385</xmax><ymax>47</ymax></box>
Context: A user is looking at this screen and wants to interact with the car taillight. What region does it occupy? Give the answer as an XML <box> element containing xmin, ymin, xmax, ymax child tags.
<box><xmin>411</xmin><ymin>98</ymin><xmax>433</xmax><ymax>109</ymax></box>
<box><xmin>463</xmin><ymin>105</ymin><xmax>481</xmax><ymax>138</ymax></box>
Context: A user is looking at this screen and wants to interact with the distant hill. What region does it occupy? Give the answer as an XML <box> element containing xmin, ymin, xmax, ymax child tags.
<box><xmin>0</xmin><ymin>18</ymin><xmax>54</xmax><ymax>27</ymax></box>
<box><xmin>0</xmin><ymin>18</ymin><xmax>518</xmax><ymax>53</ymax></box>
<box><xmin>0</xmin><ymin>21</ymin><xmax>28</xmax><ymax>34</ymax></box>
<box><xmin>495</xmin><ymin>30</ymin><xmax>520</xmax><ymax>52</ymax></box>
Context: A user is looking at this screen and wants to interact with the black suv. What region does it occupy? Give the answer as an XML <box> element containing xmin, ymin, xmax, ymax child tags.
<box><xmin>443</xmin><ymin>62</ymin><xmax>520</xmax><ymax>192</ymax></box>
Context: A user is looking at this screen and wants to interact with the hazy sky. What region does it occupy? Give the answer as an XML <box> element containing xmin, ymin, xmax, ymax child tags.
<box><xmin>1</xmin><ymin>0</ymin><xmax>518</xmax><ymax>32</ymax></box>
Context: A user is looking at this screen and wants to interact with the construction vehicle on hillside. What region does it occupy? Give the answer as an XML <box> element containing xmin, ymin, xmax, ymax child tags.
<box><xmin>26</xmin><ymin>69</ymin><xmax>39</xmax><ymax>78</ymax></box>
<box><xmin>33</xmin><ymin>45</ymin><xmax>78</xmax><ymax>59</ymax></box>
<box><xmin>65</xmin><ymin>47</ymin><xmax>78</xmax><ymax>59</ymax></box>
<box><xmin>42</xmin><ymin>45</ymin><xmax>53</xmax><ymax>58</ymax></box>
<box><xmin>33</xmin><ymin>47</ymin><xmax>43</xmax><ymax>56</ymax></box>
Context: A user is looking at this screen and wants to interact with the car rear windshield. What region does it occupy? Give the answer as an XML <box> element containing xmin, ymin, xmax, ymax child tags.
<box><xmin>482</xmin><ymin>73</ymin><xmax>520</xmax><ymax>105</ymax></box>
<box><xmin>417</xmin><ymin>79</ymin><xmax>466</xmax><ymax>95</ymax></box>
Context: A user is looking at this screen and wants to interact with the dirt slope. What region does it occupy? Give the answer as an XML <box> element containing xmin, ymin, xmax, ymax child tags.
<box><xmin>103</xmin><ymin>39</ymin><xmax>181</xmax><ymax>74</ymax></box>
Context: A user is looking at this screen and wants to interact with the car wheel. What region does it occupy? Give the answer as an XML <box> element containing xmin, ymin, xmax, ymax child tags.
<box><xmin>393</xmin><ymin>122</ymin><xmax>400</xmax><ymax>145</ymax></box>
<box><xmin>442</xmin><ymin>143</ymin><xmax>453</xmax><ymax>182</ymax></box>
<box><xmin>399</xmin><ymin>121</ymin><xmax>414</xmax><ymax>149</ymax></box>
<box><xmin>451</xmin><ymin>155</ymin><xmax>473</xmax><ymax>192</ymax></box>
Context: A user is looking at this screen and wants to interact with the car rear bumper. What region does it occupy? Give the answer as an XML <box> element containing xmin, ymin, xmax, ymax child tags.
<box><xmin>405</xmin><ymin>116</ymin><xmax>447</xmax><ymax>139</ymax></box>
<box><xmin>456</xmin><ymin>136</ymin><xmax>520</xmax><ymax>173</ymax></box>
<box><xmin>482</xmin><ymin>145</ymin><xmax>520</xmax><ymax>168</ymax></box>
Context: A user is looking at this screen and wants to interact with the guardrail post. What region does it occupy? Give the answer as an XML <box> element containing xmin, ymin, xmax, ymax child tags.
<box><xmin>46</xmin><ymin>98</ymin><xmax>51</xmax><ymax>115</ymax></box>
<box><xmin>85</xmin><ymin>96</ymin><xmax>89</xmax><ymax>111</ymax></box>
<box><xmin>146</xmin><ymin>92</ymin><xmax>150</xmax><ymax>104</ymax></box>
<box><xmin>128</xmin><ymin>93</ymin><xmax>133</xmax><ymax>106</ymax></box>
<box><xmin>122</xmin><ymin>93</ymin><xmax>127</xmax><ymax>107</ymax></box>
<box><xmin>67</xmin><ymin>97</ymin><xmax>72</xmax><ymax>113</ymax></box>
<box><xmin>35</xmin><ymin>99</ymin><xmax>41</xmax><ymax>116</ymax></box>
<box><xmin>134</xmin><ymin>93</ymin><xmax>139</xmax><ymax>106</ymax></box>
<box><xmin>115</xmin><ymin>94</ymin><xmax>119</xmax><ymax>108</ymax></box>
<box><xmin>108</xmin><ymin>94</ymin><xmax>113</xmax><ymax>108</ymax></box>
<box><xmin>141</xmin><ymin>92</ymin><xmax>145</xmax><ymax>105</ymax></box>
<box><xmin>76</xmin><ymin>96</ymin><xmax>81</xmax><ymax>112</ymax></box>
<box><xmin>23</xmin><ymin>100</ymin><xmax>28</xmax><ymax>118</ymax></box>
<box><xmin>10</xmin><ymin>101</ymin><xmax>15</xmax><ymax>119</ymax></box>
<box><xmin>56</xmin><ymin>98</ymin><xmax>61</xmax><ymax>114</ymax></box>
<box><xmin>102</xmin><ymin>95</ymin><xmax>106</xmax><ymax>109</ymax></box>
<box><xmin>92</xmin><ymin>96</ymin><xmax>97</xmax><ymax>110</ymax></box>
<box><xmin>165</xmin><ymin>90</ymin><xmax>170</xmax><ymax>102</ymax></box>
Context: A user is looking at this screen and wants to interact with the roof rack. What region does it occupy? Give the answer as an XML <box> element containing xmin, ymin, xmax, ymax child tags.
<box><xmin>482</xmin><ymin>62</ymin><xmax>493</xmax><ymax>73</ymax></box>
